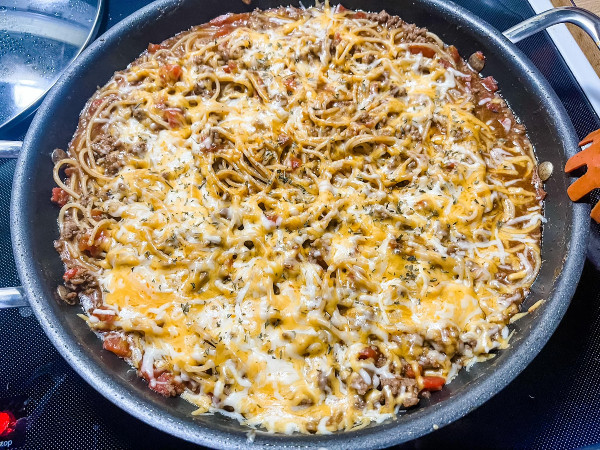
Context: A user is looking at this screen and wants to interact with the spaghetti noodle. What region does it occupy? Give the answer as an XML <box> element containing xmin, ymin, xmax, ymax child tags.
<box><xmin>51</xmin><ymin>5</ymin><xmax>544</xmax><ymax>434</ymax></box>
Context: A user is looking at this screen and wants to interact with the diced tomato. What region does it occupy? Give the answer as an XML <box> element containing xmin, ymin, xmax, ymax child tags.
<box><xmin>63</xmin><ymin>267</ymin><xmax>81</xmax><ymax>281</ymax></box>
<box><xmin>283</xmin><ymin>76</ymin><xmax>297</xmax><ymax>92</ymax></box>
<box><xmin>278</xmin><ymin>134</ymin><xmax>291</xmax><ymax>148</ymax></box>
<box><xmin>353</xmin><ymin>11</ymin><xmax>366</xmax><ymax>19</ymax></box>
<box><xmin>209</xmin><ymin>13</ymin><xmax>249</xmax><ymax>37</ymax></box>
<box><xmin>405</xmin><ymin>364</ymin><xmax>417</xmax><ymax>378</ymax></box>
<box><xmin>358</xmin><ymin>347</ymin><xmax>378</xmax><ymax>360</ymax></box>
<box><xmin>147</xmin><ymin>43</ymin><xmax>167</xmax><ymax>53</ymax></box>
<box><xmin>481</xmin><ymin>75</ymin><xmax>498</xmax><ymax>93</ymax></box>
<box><xmin>335</xmin><ymin>4</ymin><xmax>348</xmax><ymax>12</ymax></box>
<box><xmin>448</xmin><ymin>45</ymin><xmax>461</xmax><ymax>63</ymax></box>
<box><xmin>150</xmin><ymin>373</ymin><xmax>172</xmax><ymax>396</ymax></box>
<box><xmin>51</xmin><ymin>187</ymin><xmax>70</xmax><ymax>207</ymax></box>
<box><xmin>215</xmin><ymin>25</ymin><xmax>235</xmax><ymax>38</ymax></box>
<box><xmin>422</xmin><ymin>376</ymin><xmax>446</xmax><ymax>391</ymax></box>
<box><xmin>91</xmin><ymin>209</ymin><xmax>104</xmax><ymax>221</ymax></box>
<box><xmin>289</xmin><ymin>156</ymin><xmax>302</xmax><ymax>170</ymax></box>
<box><xmin>94</xmin><ymin>309</ymin><xmax>116</xmax><ymax>323</ymax></box>
<box><xmin>78</xmin><ymin>232</ymin><xmax>93</xmax><ymax>253</ymax></box>
<box><xmin>265</xmin><ymin>213</ymin><xmax>279</xmax><ymax>224</ymax></box>
<box><xmin>164</xmin><ymin>108</ymin><xmax>185</xmax><ymax>128</ymax></box>
<box><xmin>209</xmin><ymin>13</ymin><xmax>239</xmax><ymax>26</ymax></box>
<box><xmin>408</xmin><ymin>44</ymin><xmax>436</xmax><ymax>59</ymax></box>
<box><xmin>149</xmin><ymin>372</ymin><xmax>184</xmax><ymax>397</ymax></box>
<box><xmin>536</xmin><ymin>185</ymin><xmax>547</xmax><ymax>201</ymax></box>
<box><xmin>159</xmin><ymin>64</ymin><xmax>182</xmax><ymax>83</ymax></box>
<box><xmin>88</xmin><ymin>97</ymin><xmax>104</xmax><ymax>115</ymax></box>
<box><xmin>223</xmin><ymin>61</ymin><xmax>238</xmax><ymax>74</ymax></box>
<box><xmin>78</xmin><ymin>229</ymin><xmax>108</xmax><ymax>257</ymax></box>
<box><xmin>153</xmin><ymin>94</ymin><xmax>167</xmax><ymax>110</ymax></box>
<box><xmin>103</xmin><ymin>333</ymin><xmax>131</xmax><ymax>357</ymax></box>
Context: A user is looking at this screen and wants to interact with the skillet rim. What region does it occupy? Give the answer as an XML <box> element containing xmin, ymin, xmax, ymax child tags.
<box><xmin>11</xmin><ymin>0</ymin><xmax>590</xmax><ymax>447</ymax></box>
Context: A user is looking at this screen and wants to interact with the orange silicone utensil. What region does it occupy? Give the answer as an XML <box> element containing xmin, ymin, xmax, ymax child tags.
<box><xmin>565</xmin><ymin>129</ymin><xmax>600</xmax><ymax>222</ymax></box>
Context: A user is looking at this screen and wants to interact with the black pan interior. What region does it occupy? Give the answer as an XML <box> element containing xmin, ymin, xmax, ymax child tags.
<box><xmin>11</xmin><ymin>0</ymin><xmax>589</xmax><ymax>448</ymax></box>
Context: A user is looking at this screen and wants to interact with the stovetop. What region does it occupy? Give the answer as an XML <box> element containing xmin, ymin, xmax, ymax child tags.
<box><xmin>1</xmin><ymin>1</ymin><xmax>600</xmax><ymax>449</ymax></box>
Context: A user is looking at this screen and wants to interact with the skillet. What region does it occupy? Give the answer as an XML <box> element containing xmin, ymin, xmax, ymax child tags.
<box><xmin>4</xmin><ymin>0</ymin><xmax>597</xmax><ymax>447</ymax></box>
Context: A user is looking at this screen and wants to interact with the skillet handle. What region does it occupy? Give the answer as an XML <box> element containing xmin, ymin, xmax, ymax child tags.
<box><xmin>0</xmin><ymin>141</ymin><xmax>28</xmax><ymax>308</ymax></box>
<box><xmin>0</xmin><ymin>141</ymin><xmax>27</xmax><ymax>308</ymax></box>
<box><xmin>503</xmin><ymin>6</ymin><xmax>600</xmax><ymax>47</ymax></box>
<box><xmin>0</xmin><ymin>141</ymin><xmax>22</xmax><ymax>158</ymax></box>
<box><xmin>0</xmin><ymin>287</ymin><xmax>28</xmax><ymax>308</ymax></box>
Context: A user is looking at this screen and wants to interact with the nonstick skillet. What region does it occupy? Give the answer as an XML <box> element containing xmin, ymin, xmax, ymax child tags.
<box><xmin>1</xmin><ymin>0</ymin><xmax>597</xmax><ymax>448</ymax></box>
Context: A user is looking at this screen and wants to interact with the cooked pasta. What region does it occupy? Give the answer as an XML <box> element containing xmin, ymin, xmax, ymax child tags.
<box><xmin>51</xmin><ymin>5</ymin><xmax>544</xmax><ymax>434</ymax></box>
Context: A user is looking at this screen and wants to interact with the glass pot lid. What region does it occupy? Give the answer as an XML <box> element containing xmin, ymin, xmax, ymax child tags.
<box><xmin>0</xmin><ymin>0</ymin><xmax>103</xmax><ymax>131</ymax></box>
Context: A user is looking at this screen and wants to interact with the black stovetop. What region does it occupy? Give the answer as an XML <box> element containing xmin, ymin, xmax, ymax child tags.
<box><xmin>1</xmin><ymin>1</ymin><xmax>600</xmax><ymax>449</ymax></box>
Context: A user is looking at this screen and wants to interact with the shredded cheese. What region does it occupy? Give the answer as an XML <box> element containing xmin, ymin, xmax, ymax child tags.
<box><xmin>55</xmin><ymin>5</ymin><xmax>543</xmax><ymax>434</ymax></box>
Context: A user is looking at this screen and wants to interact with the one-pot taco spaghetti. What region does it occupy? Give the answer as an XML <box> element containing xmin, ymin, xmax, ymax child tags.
<box><xmin>51</xmin><ymin>4</ymin><xmax>545</xmax><ymax>434</ymax></box>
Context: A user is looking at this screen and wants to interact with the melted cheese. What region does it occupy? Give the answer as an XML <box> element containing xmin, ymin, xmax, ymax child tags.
<box><xmin>61</xmin><ymin>5</ymin><xmax>543</xmax><ymax>434</ymax></box>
